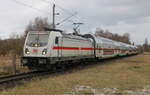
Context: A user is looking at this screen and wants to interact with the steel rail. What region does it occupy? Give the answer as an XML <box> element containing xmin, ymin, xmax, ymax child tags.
<box><xmin>0</xmin><ymin>70</ymin><xmax>50</xmax><ymax>84</ymax></box>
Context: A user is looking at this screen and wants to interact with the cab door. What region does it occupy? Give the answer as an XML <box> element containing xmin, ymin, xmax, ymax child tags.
<box><xmin>55</xmin><ymin>36</ymin><xmax>62</xmax><ymax>58</ymax></box>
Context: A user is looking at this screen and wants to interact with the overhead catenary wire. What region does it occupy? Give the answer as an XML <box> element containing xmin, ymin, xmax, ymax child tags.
<box><xmin>11</xmin><ymin>0</ymin><xmax>91</xmax><ymax>29</ymax></box>
<box><xmin>11</xmin><ymin>0</ymin><xmax>77</xmax><ymax>27</ymax></box>
<box><xmin>11</xmin><ymin>0</ymin><xmax>50</xmax><ymax>14</ymax></box>
<box><xmin>43</xmin><ymin>0</ymin><xmax>92</xmax><ymax>28</ymax></box>
<box><xmin>41</xmin><ymin>0</ymin><xmax>82</xmax><ymax>21</ymax></box>
<box><xmin>56</xmin><ymin>12</ymin><xmax>78</xmax><ymax>25</ymax></box>
<box><xmin>41</xmin><ymin>0</ymin><xmax>76</xmax><ymax>17</ymax></box>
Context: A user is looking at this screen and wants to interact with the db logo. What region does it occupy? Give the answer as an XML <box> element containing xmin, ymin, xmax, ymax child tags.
<box><xmin>32</xmin><ymin>49</ymin><xmax>38</xmax><ymax>53</ymax></box>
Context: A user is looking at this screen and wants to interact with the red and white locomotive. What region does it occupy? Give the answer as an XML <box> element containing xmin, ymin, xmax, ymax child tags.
<box><xmin>22</xmin><ymin>29</ymin><xmax>138</xmax><ymax>70</ymax></box>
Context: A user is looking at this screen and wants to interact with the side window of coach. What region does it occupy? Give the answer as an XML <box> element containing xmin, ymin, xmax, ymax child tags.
<box><xmin>55</xmin><ymin>37</ymin><xmax>59</xmax><ymax>44</ymax></box>
<box><xmin>99</xmin><ymin>46</ymin><xmax>101</xmax><ymax>53</ymax></box>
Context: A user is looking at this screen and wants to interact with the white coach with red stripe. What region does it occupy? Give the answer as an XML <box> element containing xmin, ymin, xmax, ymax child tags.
<box><xmin>22</xmin><ymin>29</ymin><xmax>137</xmax><ymax>70</ymax></box>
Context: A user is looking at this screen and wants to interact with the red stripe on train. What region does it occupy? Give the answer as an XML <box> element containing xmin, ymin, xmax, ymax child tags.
<box><xmin>53</xmin><ymin>46</ymin><xmax>79</xmax><ymax>50</ymax></box>
<box><xmin>81</xmin><ymin>48</ymin><xmax>94</xmax><ymax>50</ymax></box>
<box><xmin>53</xmin><ymin>46</ymin><xmax>128</xmax><ymax>51</ymax></box>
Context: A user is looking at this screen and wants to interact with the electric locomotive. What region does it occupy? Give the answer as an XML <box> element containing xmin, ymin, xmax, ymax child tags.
<box><xmin>22</xmin><ymin>29</ymin><xmax>94</xmax><ymax>70</ymax></box>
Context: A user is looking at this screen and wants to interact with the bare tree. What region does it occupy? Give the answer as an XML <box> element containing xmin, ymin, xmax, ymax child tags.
<box><xmin>24</xmin><ymin>17</ymin><xmax>53</xmax><ymax>37</ymax></box>
<box><xmin>95</xmin><ymin>28</ymin><xmax>131</xmax><ymax>44</ymax></box>
<box><xmin>0</xmin><ymin>17</ymin><xmax>53</xmax><ymax>56</ymax></box>
<box><xmin>122</xmin><ymin>33</ymin><xmax>131</xmax><ymax>44</ymax></box>
<box><xmin>143</xmin><ymin>38</ymin><xmax>150</xmax><ymax>52</ymax></box>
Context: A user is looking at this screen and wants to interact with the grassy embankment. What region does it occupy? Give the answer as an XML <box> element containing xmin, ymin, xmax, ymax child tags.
<box><xmin>0</xmin><ymin>55</ymin><xmax>28</xmax><ymax>75</ymax></box>
<box><xmin>0</xmin><ymin>53</ymin><xmax>150</xmax><ymax>95</ymax></box>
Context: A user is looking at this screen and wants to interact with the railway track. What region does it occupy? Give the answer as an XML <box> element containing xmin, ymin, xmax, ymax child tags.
<box><xmin>0</xmin><ymin>70</ymin><xmax>50</xmax><ymax>84</ymax></box>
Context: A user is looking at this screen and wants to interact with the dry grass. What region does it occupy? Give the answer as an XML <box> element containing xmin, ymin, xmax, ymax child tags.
<box><xmin>0</xmin><ymin>53</ymin><xmax>150</xmax><ymax>95</ymax></box>
<box><xmin>0</xmin><ymin>55</ymin><xmax>28</xmax><ymax>75</ymax></box>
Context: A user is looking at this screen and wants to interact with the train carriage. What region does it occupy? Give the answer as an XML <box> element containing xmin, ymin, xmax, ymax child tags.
<box><xmin>93</xmin><ymin>36</ymin><xmax>117</xmax><ymax>59</ymax></box>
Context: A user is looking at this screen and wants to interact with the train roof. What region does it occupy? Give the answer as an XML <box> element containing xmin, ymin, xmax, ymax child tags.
<box><xmin>85</xmin><ymin>33</ymin><xmax>137</xmax><ymax>48</ymax></box>
<box><xmin>28</xmin><ymin>31</ymin><xmax>50</xmax><ymax>35</ymax></box>
<box><xmin>93</xmin><ymin>35</ymin><xmax>115</xmax><ymax>44</ymax></box>
<box><xmin>63</xmin><ymin>34</ymin><xmax>92</xmax><ymax>42</ymax></box>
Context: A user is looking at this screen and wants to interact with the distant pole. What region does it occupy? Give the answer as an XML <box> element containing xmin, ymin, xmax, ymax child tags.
<box><xmin>52</xmin><ymin>4</ymin><xmax>56</xmax><ymax>29</ymax></box>
<box><xmin>11</xmin><ymin>51</ymin><xmax>16</xmax><ymax>74</ymax></box>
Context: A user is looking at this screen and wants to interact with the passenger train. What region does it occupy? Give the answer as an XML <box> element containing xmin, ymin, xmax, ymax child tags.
<box><xmin>21</xmin><ymin>28</ymin><xmax>138</xmax><ymax>70</ymax></box>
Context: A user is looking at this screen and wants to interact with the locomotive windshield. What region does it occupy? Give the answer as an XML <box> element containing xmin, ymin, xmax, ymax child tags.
<box><xmin>26</xmin><ymin>33</ymin><xmax>49</xmax><ymax>47</ymax></box>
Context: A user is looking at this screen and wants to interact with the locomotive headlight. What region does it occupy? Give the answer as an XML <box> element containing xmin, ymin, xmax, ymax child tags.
<box><xmin>42</xmin><ymin>49</ymin><xmax>47</xmax><ymax>55</ymax></box>
<box><xmin>25</xmin><ymin>48</ymin><xmax>30</xmax><ymax>54</ymax></box>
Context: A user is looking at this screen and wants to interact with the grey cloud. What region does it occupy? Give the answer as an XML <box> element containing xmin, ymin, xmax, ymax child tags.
<box><xmin>65</xmin><ymin>0</ymin><xmax>150</xmax><ymax>25</ymax></box>
<box><xmin>0</xmin><ymin>0</ymin><xmax>150</xmax><ymax>44</ymax></box>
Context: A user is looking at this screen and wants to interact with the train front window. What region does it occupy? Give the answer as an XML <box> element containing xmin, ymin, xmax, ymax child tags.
<box><xmin>26</xmin><ymin>33</ymin><xmax>49</xmax><ymax>47</ymax></box>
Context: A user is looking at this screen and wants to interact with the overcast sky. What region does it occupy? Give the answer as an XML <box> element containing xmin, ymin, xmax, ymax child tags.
<box><xmin>0</xmin><ymin>0</ymin><xmax>150</xmax><ymax>45</ymax></box>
